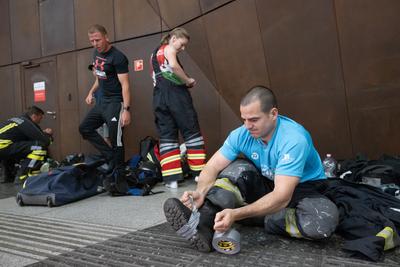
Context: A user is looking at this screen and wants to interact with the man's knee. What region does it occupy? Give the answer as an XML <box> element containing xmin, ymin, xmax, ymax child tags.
<box><xmin>296</xmin><ymin>197</ymin><xmax>339</xmax><ymax>239</ymax></box>
<box><xmin>79</xmin><ymin>123</ymin><xmax>91</xmax><ymax>138</ymax></box>
<box><xmin>206</xmin><ymin>187</ymin><xmax>237</xmax><ymax>209</ymax></box>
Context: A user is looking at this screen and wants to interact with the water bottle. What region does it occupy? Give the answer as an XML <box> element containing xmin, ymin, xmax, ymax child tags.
<box><xmin>323</xmin><ymin>154</ymin><xmax>337</xmax><ymax>178</ymax></box>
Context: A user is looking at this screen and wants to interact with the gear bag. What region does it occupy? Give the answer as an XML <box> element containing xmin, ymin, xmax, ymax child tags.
<box><xmin>16</xmin><ymin>159</ymin><xmax>106</xmax><ymax>207</ymax></box>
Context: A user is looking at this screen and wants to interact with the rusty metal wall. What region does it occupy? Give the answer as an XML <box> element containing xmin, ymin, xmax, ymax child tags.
<box><xmin>204</xmin><ymin>0</ymin><xmax>270</xmax><ymax>114</ymax></box>
<box><xmin>9</xmin><ymin>0</ymin><xmax>41</xmax><ymax>63</ymax></box>
<box><xmin>0</xmin><ymin>0</ymin><xmax>11</xmax><ymax>66</ymax></box>
<box><xmin>335</xmin><ymin>0</ymin><xmax>400</xmax><ymax>158</ymax></box>
<box><xmin>1</xmin><ymin>0</ymin><xmax>400</xmax><ymax>159</ymax></box>
<box><xmin>114</xmin><ymin>0</ymin><xmax>165</xmax><ymax>40</ymax></box>
<box><xmin>39</xmin><ymin>0</ymin><xmax>75</xmax><ymax>56</ymax></box>
<box><xmin>57</xmin><ymin>52</ymin><xmax>81</xmax><ymax>157</ymax></box>
<box><xmin>74</xmin><ymin>0</ymin><xmax>115</xmax><ymax>49</ymax></box>
<box><xmin>0</xmin><ymin>65</ymin><xmax>22</xmax><ymax>121</ymax></box>
<box><xmin>256</xmin><ymin>0</ymin><xmax>352</xmax><ymax>158</ymax></box>
<box><xmin>156</xmin><ymin>0</ymin><xmax>201</xmax><ymax>28</ymax></box>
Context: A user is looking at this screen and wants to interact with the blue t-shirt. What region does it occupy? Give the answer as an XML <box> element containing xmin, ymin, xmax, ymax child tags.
<box><xmin>220</xmin><ymin>115</ymin><xmax>325</xmax><ymax>183</ymax></box>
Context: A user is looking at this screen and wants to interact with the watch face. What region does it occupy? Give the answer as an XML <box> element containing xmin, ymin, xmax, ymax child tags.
<box><xmin>124</xmin><ymin>106</ymin><xmax>130</xmax><ymax>111</ymax></box>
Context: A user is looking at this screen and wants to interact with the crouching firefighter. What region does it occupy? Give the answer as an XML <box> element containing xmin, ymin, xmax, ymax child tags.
<box><xmin>0</xmin><ymin>106</ymin><xmax>53</xmax><ymax>184</ymax></box>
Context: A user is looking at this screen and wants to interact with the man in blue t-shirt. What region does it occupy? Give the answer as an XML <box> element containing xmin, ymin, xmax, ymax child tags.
<box><xmin>163</xmin><ymin>86</ymin><xmax>338</xmax><ymax>252</ymax></box>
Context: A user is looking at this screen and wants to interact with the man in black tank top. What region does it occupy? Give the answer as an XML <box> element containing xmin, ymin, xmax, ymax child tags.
<box><xmin>79</xmin><ymin>24</ymin><xmax>131</xmax><ymax>171</ymax></box>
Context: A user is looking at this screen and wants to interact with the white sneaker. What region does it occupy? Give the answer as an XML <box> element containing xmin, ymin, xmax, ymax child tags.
<box><xmin>165</xmin><ymin>181</ymin><xmax>178</xmax><ymax>189</ymax></box>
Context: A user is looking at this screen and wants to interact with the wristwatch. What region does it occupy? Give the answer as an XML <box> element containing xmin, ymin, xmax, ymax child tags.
<box><xmin>123</xmin><ymin>106</ymin><xmax>130</xmax><ymax>111</ymax></box>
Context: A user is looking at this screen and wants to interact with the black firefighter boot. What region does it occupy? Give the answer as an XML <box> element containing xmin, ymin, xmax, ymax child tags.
<box><xmin>163</xmin><ymin>198</ymin><xmax>219</xmax><ymax>252</ymax></box>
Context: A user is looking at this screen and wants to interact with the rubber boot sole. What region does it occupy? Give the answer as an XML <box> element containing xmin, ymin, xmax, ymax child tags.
<box><xmin>163</xmin><ymin>198</ymin><xmax>212</xmax><ymax>252</ymax></box>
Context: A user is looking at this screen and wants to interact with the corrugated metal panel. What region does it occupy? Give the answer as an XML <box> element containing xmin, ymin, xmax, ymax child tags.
<box><xmin>256</xmin><ymin>0</ymin><xmax>352</xmax><ymax>159</ymax></box>
<box><xmin>114</xmin><ymin>0</ymin><xmax>166</xmax><ymax>40</ymax></box>
<box><xmin>0</xmin><ymin>0</ymin><xmax>12</xmax><ymax>66</ymax></box>
<box><xmin>204</xmin><ymin>0</ymin><xmax>269</xmax><ymax>115</ymax></box>
<box><xmin>39</xmin><ymin>0</ymin><xmax>75</xmax><ymax>56</ymax></box>
<box><xmin>335</xmin><ymin>0</ymin><xmax>400</xmax><ymax>158</ymax></box>
<box><xmin>74</xmin><ymin>0</ymin><xmax>115</xmax><ymax>49</ymax></box>
<box><xmin>10</xmin><ymin>0</ymin><xmax>41</xmax><ymax>62</ymax></box>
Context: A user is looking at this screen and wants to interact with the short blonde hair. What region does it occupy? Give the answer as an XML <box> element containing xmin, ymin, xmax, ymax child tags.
<box><xmin>88</xmin><ymin>24</ymin><xmax>107</xmax><ymax>35</ymax></box>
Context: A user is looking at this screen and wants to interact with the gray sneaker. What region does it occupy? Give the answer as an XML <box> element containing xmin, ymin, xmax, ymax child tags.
<box><xmin>163</xmin><ymin>198</ymin><xmax>212</xmax><ymax>252</ymax></box>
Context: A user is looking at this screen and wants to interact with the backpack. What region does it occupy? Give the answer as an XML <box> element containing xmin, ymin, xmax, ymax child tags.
<box><xmin>104</xmin><ymin>162</ymin><xmax>163</xmax><ymax>197</ymax></box>
<box><xmin>139</xmin><ymin>136</ymin><xmax>161</xmax><ymax>176</ymax></box>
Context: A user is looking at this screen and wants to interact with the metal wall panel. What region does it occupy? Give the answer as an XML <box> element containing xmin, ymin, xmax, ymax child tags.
<box><xmin>184</xmin><ymin>18</ymin><xmax>217</xmax><ymax>87</ymax></box>
<box><xmin>57</xmin><ymin>52</ymin><xmax>80</xmax><ymax>158</ymax></box>
<box><xmin>204</xmin><ymin>0</ymin><xmax>269</xmax><ymax>114</ymax></box>
<box><xmin>39</xmin><ymin>0</ymin><xmax>75</xmax><ymax>56</ymax></box>
<box><xmin>0</xmin><ymin>65</ymin><xmax>21</xmax><ymax>121</ymax></box>
<box><xmin>0</xmin><ymin>0</ymin><xmax>11</xmax><ymax>66</ymax></box>
<box><xmin>156</xmin><ymin>0</ymin><xmax>201</xmax><ymax>28</ymax></box>
<box><xmin>10</xmin><ymin>0</ymin><xmax>41</xmax><ymax>62</ymax></box>
<box><xmin>335</xmin><ymin>0</ymin><xmax>400</xmax><ymax>158</ymax></box>
<box><xmin>178</xmin><ymin>52</ymin><xmax>221</xmax><ymax>155</ymax></box>
<box><xmin>199</xmin><ymin>0</ymin><xmax>232</xmax><ymax>13</ymax></box>
<box><xmin>76</xmin><ymin>48</ymin><xmax>98</xmax><ymax>155</ymax></box>
<box><xmin>74</xmin><ymin>0</ymin><xmax>115</xmax><ymax>49</ymax></box>
<box><xmin>256</xmin><ymin>0</ymin><xmax>352</xmax><ymax>159</ymax></box>
<box><xmin>116</xmin><ymin>35</ymin><xmax>222</xmax><ymax>156</ymax></box>
<box><xmin>115</xmin><ymin>36</ymin><xmax>159</xmax><ymax>156</ymax></box>
<box><xmin>114</xmin><ymin>0</ymin><xmax>166</xmax><ymax>40</ymax></box>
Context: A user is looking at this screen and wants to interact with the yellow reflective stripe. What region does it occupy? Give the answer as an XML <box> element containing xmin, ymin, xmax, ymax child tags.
<box><xmin>187</xmin><ymin>154</ymin><xmax>206</xmax><ymax>160</ymax></box>
<box><xmin>32</xmin><ymin>150</ymin><xmax>47</xmax><ymax>156</ymax></box>
<box><xmin>146</xmin><ymin>153</ymin><xmax>155</xmax><ymax>163</ymax></box>
<box><xmin>189</xmin><ymin>164</ymin><xmax>205</xmax><ymax>171</ymax></box>
<box><xmin>0</xmin><ymin>139</ymin><xmax>13</xmax><ymax>149</ymax></box>
<box><xmin>376</xmin><ymin>227</ymin><xmax>396</xmax><ymax>250</ymax></box>
<box><xmin>161</xmin><ymin>168</ymin><xmax>182</xmax><ymax>176</ymax></box>
<box><xmin>214</xmin><ymin>178</ymin><xmax>245</xmax><ymax>206</ymax></box>
<box><xmin>0</xmin><ymin>123</ymin><xmax>18</xmax><ymax>134</ymax></box>
<box><xmin>285</xmin><ymin>208</ymin><xmax>302</xmax><ymax>238</ymax></box>
<box><xmin>160</xmin><ymin>155</ymin><xmax>181</xmax><ymax>165</ymax></box>
<box><xmin>27</xmin><ymin>154</ymin><xmax>44</xmax><ymax>161</ymax></box>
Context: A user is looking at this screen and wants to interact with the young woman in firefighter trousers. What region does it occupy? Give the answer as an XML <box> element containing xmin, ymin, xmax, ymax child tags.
<box><xmin>151</xmin><ymin>28</ymin><xmax>206</xmax><ymax>189</ymax></box>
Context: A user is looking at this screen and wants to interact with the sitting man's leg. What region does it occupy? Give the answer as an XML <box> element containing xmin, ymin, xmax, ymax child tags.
<box><xmin>264</xmin><ymin>183</ymin><xmax>339</xmax><ymax>240</ymax></box>
<box><xmin>164</xmin><ymin>159</ymin><xmax>268</xmax><ymax>251</ymax></box>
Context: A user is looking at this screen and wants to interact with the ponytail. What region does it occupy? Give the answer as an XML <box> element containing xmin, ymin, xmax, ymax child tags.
<box><xmin>160</xmin><ymin>27</ymin><xmax>190</xmax><ymax>44</ymax></box>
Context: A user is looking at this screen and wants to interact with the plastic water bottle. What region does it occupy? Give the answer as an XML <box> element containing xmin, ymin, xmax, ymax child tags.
<box><xmin>323</xmin><ymin>154</ymin><xmax>337</xmax><ymax>178</ymax></box>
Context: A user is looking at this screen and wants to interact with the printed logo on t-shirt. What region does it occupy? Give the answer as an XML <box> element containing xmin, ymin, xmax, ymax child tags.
<box><xmin>281</xmin><ymin>153</ymin><xmax>294</xmax><ymax>164</ymax></box>
<box><xmin>94</xmin><ymin>57</ymin><xmax>107</xmax><ymax>79</ymax></box>
<box><xmin>261</xmin><ymin>164</ymin><xmax>274</xmax><ymax>180</ymax></box>
<box><xmin>95</xmin><ymin>69</ymin><xmax>106</xmax><ymax>79</ymax></box>
<box><xmin>251</xmin><ymin>152</ymin><xmax>259</xmax><ymax>160</ymax></box>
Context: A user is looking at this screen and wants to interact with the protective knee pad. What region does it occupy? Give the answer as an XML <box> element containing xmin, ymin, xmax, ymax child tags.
<box><xmin>206</xmin><ymin>187</ymin><xmax>238</xmax><ymax>209</ymax></box>
<box><xmin>296</xmin><ymin>197</ymin><xmax>339</xmax><ymax>239</ymax></box>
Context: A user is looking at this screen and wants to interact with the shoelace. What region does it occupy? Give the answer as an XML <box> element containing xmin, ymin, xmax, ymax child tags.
<box><xmin>176</xmin><ymin>196</ymin><xmax>200</xmax><ymax>240</ymax></box>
